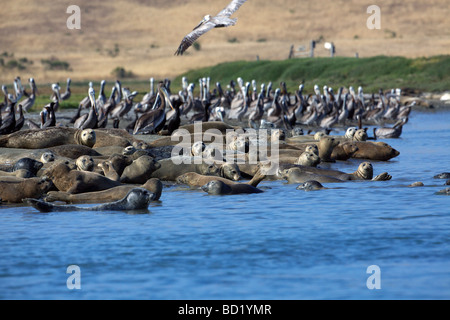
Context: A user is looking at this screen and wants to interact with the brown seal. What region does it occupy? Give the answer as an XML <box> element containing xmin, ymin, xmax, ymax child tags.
<box><xmin>201</xmin><ymin>180</ymin><xmax>263</xmax><ymax>195</ymax></box>
<box><xmin>318</xmin><ymin>136</ymin><xmax>340</xmax><ymax>162</ymax></box>
<box><xmin>150</xmin><ymin>156</ymin><xmax>221</xmax><ymax>181</ymax></box>
<box><xmin>98</xmin><ymin>161</ymin><xmax>120</xmax><ymax>181</ymax></box>
<box><xmin>120</xmin><ymin>155</ymin><xmax>161</xmax><ymax>184</ymax></box>
<box><xmin>351</xmin><ymin>141</ymin><xmax>400</xmax><ymax>161</ymax></box>
<box><xmin>45</xmin><ymin>178</ymin><xmax>163</xmax><ymax>203</ymax></box>
<box><xmin>0</xmin><ymin>127</ymin><xmax>96</xmax><ymax>149</ymax></box>
<box><xmin>48</xmin><ymin>144</ymin><xmax>102</xmax><ymax>159</ymax></box>
<box><xmin>43</xmin><ymin>160</ymin><xmax>121</xmax><ymax>194</ymax></box>
<box><xmin>0</xmin><ymin>176</ymin><xmax>53</xmax><ymax>203</ymax></box>
<box><xmin>330</xmin><ymin>141</ymin><xmax>359</xmax><ymax>161</ymax></box>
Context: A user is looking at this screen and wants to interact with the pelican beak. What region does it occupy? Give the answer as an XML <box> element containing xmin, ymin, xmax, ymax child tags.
<box><xmin>160</xmin><ymin>87</ymin><xmax>174</xmax><ymax>110</ymax></box>
<box><xmin>193</xmin><ymin>17</ymin><xmax>206</xmax><ymax>30</ymax></box>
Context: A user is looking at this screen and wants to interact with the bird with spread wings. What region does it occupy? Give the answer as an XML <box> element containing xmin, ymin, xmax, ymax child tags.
<box><xmin>175</xmin><ymin>0</ymin><xmax>247</xmax><ymax>56</ymax></box>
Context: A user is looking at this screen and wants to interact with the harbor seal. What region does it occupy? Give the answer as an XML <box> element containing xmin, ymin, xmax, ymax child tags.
<box><xmin>25</xmin><ymin>188</ymin><xmax>154</xmax><ymax>212</ymax></box>
<box><xmin>45</xmin><ymin>178</ymin><xmax>163</xmax><ymax>203</ymax></box>
<box><xmin>201</xmin><ymin>180</ymin><xmax>263</xmax><ymax>195</ymax></box>
<box><xmin>295</xmin><ymin>151</ymin><xmax>320</xmax><ymax>167</ymax></box>
<box><xmin>12</xmin><ymin>158</ymin><xmax>43</xmax><ymax>176</ymax></box>
<box><xmin>120</xmin><ymin>155</ymin><xmax>161</xmax><ymax>184</ymax></box>
<box><xmin>108</xmin><ymin>154</ymin><xmax>134</xmax><ymax>176</ymax></box>
<box><xmin>150</xmin><ymin>156</ymin><xmax>221</xmax><ymax>181</ymax></box>
<box><xmin>76</xmin><ymin>155</ymin><xmax>94</xmax><ymax>172</ymax></box>
<box><xmin>330</xmin><ymin>141</ymin><xmax>359</xmax><ymax>161</ymax></box>
<box><xmin>0</xmin><ymin>169</ymin><xmax>34</xmax><ymax>178</ymax></box>
<box><xmin>351</xmin><ymin>141</ymin><xmax>400</xmax><ymax>161</ymax></box>
<box><xmin>435</xmin><ymin>187</ymin><xmax>450</xmax><ymax>195</ymax></box>
<box><xmin>281</xmin><ymin>162</ymin><xmax>391</xmax><ymax>184</ymax></box>
<box><xmin>434</xmin><ymin>172</ymin><xmax>450</xmax><ymax>179</ymax></box>
<box><xmin>43</xmin><ymin>161</ymin><xmax>121</xmax><ymax>194</ymax></box>
<box><xmin>0</xmin><ymin>176</ymin><xmax>53</xmax><ymax>203</ymax></box>
<box><xmin>318</xmin><ymin>136</ymin><xmax>339</xmax><ymax>162</ymax></box>
<box><xmin>48</xmin><ymin>144</ymin><xmax>102</xmax><ymax>159</ymax></box>
<box><xmin>353</xmin><ymin>128</ymin><xmax>368</xmax><ymax>141</ymax></box>
<box><xmin>296</xmin><ymin>180</ymin><xmax>326</xmax><ymax>191</ymax></box>
<box><xmin>98</xmin><ymin>161</ymin><xmax>120</xmax><ymax>181</ymax></box>
<box><xmin>0</xmin><ymin>127</ymin><xmax>96</xmax><ymax>149</ymax></box>
<box><xmin>40</xmin><ymin>152</ymin><xmax>55</xmax><ymax>163</ymax></box>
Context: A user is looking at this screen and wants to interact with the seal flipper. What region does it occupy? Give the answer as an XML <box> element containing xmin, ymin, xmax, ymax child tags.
<box><xmin>24</xmin><ymin>198</ymin><xmax>75</xmax><ymax>212</ymax></box>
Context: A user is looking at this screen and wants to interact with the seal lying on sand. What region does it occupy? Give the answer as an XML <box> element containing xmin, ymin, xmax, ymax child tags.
<box><xmin>120</xmin><ymin>155</ymin><xmax>161</xmax><ymax>184</ymax></box>
<box><xmin>45</xmin><ymin>178</ymin><xmax>163</xmax><ymax>203</ymax></box>
<box><xmin>0</xmin><ymin>127</ymin><xmax>96</xmax><ymax>149</ymax></box>
<box><xmin>43</xmin><ymin>161</ymin><xmax>122</xmax><ymax>194</ymax></box>
<box><xmin>201</xmin><ymin>180</ymin><xmax>263</xmax><ymax>195</ymax></box>
<box><xmin>150</xmin><ymin>156</ymin><xmax>222</xmax><ymax>181</ymax></box>
<box><xmin>76</xmin><ymin>155</ymin><xmax>94</xmax><ymax>172</ymax></box>
<box><xmin>0</xmin><ymin>176</ymin><xmax>54</xmax><ymax>203</ymax></box>
<box><xmin>25</xmin><ymin>188</ymin><xmax>154</xmax><ymax>212</ymax></box>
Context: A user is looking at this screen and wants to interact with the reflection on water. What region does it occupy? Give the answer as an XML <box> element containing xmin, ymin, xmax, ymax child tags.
<box><xmin>0</xmin><ymin>110</ymin><xmax>449</xmax><ymax>299</ymax></box>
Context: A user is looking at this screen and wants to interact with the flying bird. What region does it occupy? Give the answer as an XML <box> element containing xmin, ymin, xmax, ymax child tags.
<box><xmin>175</xmin><ymin>0</ymin><xmax>247</xmax><ymax>56</ymax></box>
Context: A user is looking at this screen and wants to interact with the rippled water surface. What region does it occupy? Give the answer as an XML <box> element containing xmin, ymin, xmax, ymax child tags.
<box><xmin>1</xmin><ymin>110</ymin><xmax>449</xmax><ymax>300</ymax></box>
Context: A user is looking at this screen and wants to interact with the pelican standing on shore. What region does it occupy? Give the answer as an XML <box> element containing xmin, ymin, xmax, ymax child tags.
<box><xmin>175</xmin><ymin>0</ymin><xmax>247</xmax><ymax>55</ymax></box>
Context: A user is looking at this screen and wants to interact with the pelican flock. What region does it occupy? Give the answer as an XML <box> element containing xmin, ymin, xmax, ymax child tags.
<box><xmin>175</xmin><ymin>0</ymin><xmax>248</xmax><ymax>55</ymax></box>
<box><xmin>1</xmin><ymin>73</ymin><xmax>413</xmax><ymax>141</ymax></box>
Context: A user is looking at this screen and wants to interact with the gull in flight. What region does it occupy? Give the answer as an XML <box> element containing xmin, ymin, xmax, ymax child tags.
<box><xmin>175</xmin><ymin>0</ymin><xmax>247</xmax><ymax>56</ymax></box>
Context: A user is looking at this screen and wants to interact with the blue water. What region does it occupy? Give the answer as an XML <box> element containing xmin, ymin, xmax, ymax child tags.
<box><xmin>1</xmin><ymin>110</ymin><xmax>449</xmax><ymax>300</ymax></box>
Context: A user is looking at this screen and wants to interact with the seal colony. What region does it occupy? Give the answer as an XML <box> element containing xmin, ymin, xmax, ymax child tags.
<box><xmin>1</xmin><ymin>76</ymin><xmax>443</xmax><ymax>211</ymax></box>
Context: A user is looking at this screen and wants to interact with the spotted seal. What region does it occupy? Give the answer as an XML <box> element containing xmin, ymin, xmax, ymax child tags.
<box><xmin>296</xmin><ymin>180</ymin><xmax>326</xmax><ymax>191</ymax></box>
<box><xmin>201</xmin><ymin>180</ymin><xmax>263</xmax><ymax>195</ymax></box>
<box><xmin>295</xmin><ymin>151</ymin><xmax>320</xmax><ymax>167</ymax></box>
<box><xmin>0</xmin><ymin>127</ymin><xmax>96</xmax><ymax>149</ymax></box>
<box><xmin>76</xmin><ymin>155</ymin><xmax>94</xmax><ymax>172</ymax></box>
<box><xmin>43</xmin><ymin>160</ymin><xmax>121</xmax><ymax>194</ymax></box>
<box><xmin>45</xmin><ymin>178</ymin><xmax>163</xmax><ymax>203</ymax></box>
<box><xmin>25</xmin><ymin>188</ymin><xmax>154</xmax><ymax>212</ymax></box>
<box><xmin>434</xmin><ymin>172</ymin><xmax>450</xmax><ymax>179</ymax></box>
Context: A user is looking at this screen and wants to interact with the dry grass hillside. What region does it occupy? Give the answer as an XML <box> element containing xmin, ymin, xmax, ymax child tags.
<box><xmin>0</xmin><ymin>0</ymin><xmax>449</xmax><ymax>83</ymax></box>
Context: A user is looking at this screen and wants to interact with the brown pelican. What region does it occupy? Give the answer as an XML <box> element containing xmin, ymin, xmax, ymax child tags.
<box><xmin>0</xmin><ymin>98</ymin><xmax>16</xmax><ymax>134</ymax></box>
<box><xmin>74</xmin><ymin>88</ymin><xmax>98</xmax><ymax>129</ymax></box>
<box><xmin>175</xmin><ymin>0</ymin><xmax>247</xmax><ymax>55</ymax></box>
<box><xmin>96</xmin><ymin>80</ymin><xmax>107</xmax><ymax>110</ymax></box>
<box><xmin>60</xmin><ymin>78</ymin><xmax>72</xmax><ymax>101</ymax></box>
<box><xmin>13</xmin><ymin>104</ymin><xmax>24</xmax><ymax>132</ymax></box>
<box><xmin>41</xmin><ymin>103</ymin><xmax>57</xmax><ymax>128</ymax></box>
<box><xmin>20</xmin><ymin>78</ymin><xmax>37</xmax><ymax>112</ymax></box>
<box><xmin>133</xmin><ymin>82</ymin><xmax>174</xmax><ymax>134</ymax></box>
<box><xmin>373</xmin><ymin>118</ymin><xmax>408</xmax><ymax>139</ymax></box>
<box><xmin>48</xmin><ymin>83</ymin><xmax>61</xmax><ymax>112</ymax></box>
